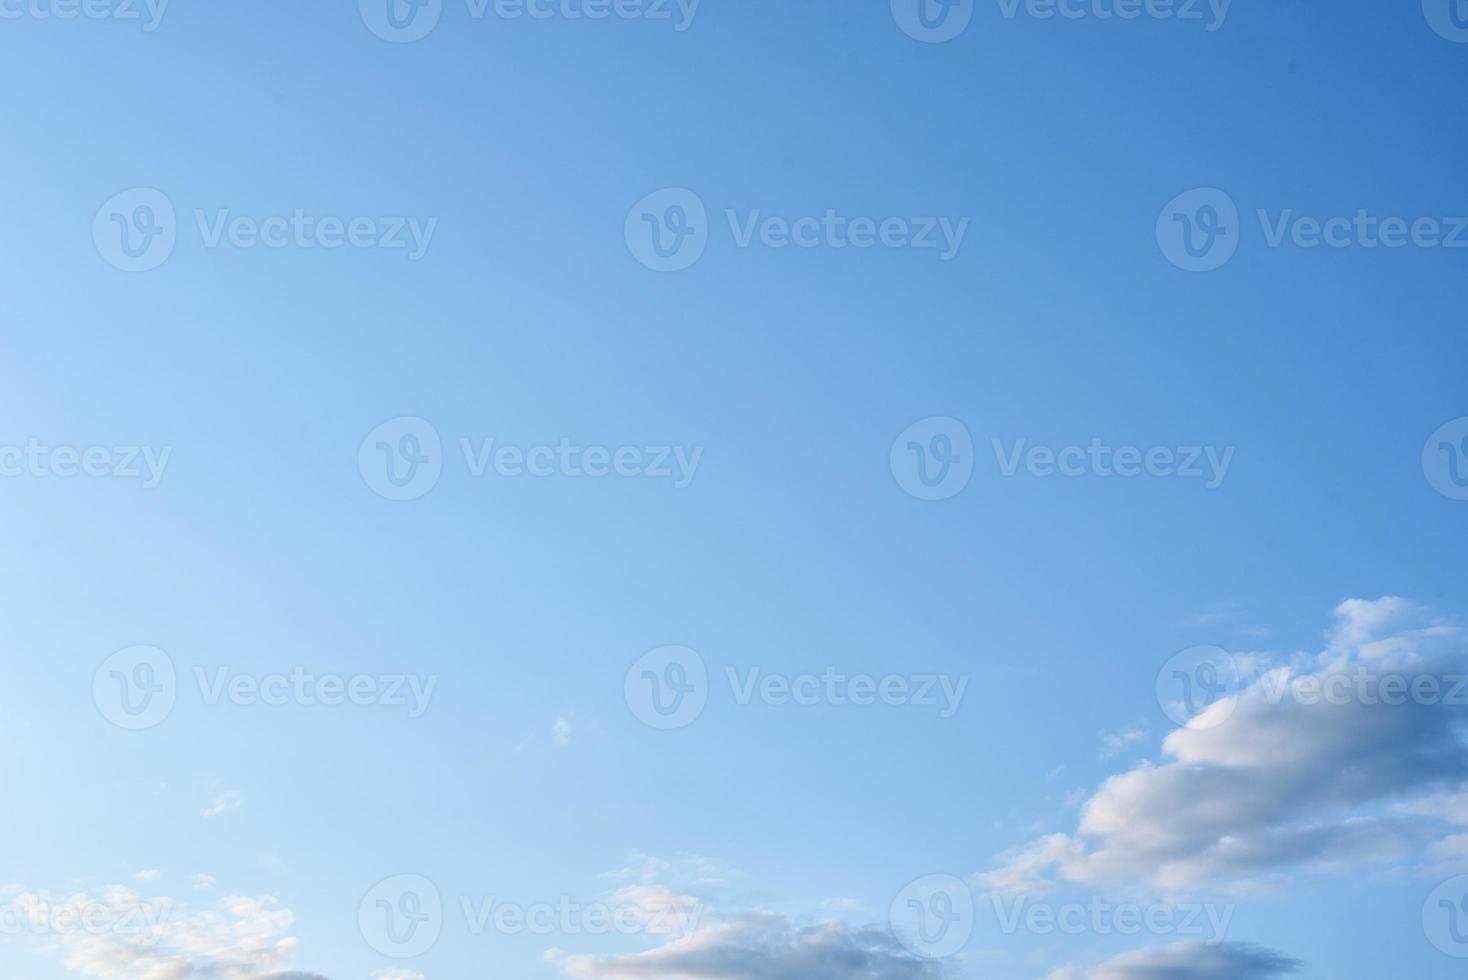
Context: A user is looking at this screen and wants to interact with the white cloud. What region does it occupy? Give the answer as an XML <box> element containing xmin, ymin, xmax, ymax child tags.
<box><xmin>554</xmin><ymin>717</ymin><xmax>574</xmax><ymax>748</ymax></box>
<box><xmin>983</xmin><ymin>598</ymin><xmax>1468</xmax><ymax>894</ymax></box>
<box><xmin>133</xmin><ymin>870</ymin><xmax>161</xmax><ymax>882</ymax></box>
<box><xmin>554</xmin><ymin>913</ymin><xmax>943</xmax><ymax>980</ymax></box>
<box><xmin>203</xmin><ymin>791</ymin><xmax>243</xmax><ymax>819</ymax></box>
<box><xmin>604</xmin><ymin>885</ymin><xmax>705</xmax><ymax>937</ymax></box>
<box><xmin>1046</xmin><ymin>940</ymin><xmax>1300</xmax><ymax>979</ymax></box>
<box><xmin>8</xmin><ymin>882</ymin><xmax>311</xmax><ymax>980</ymax></box>
<box><xmin>193</xmin><ymin>874</ymin><xmax>217</xmax><ymax>890</ymax></box>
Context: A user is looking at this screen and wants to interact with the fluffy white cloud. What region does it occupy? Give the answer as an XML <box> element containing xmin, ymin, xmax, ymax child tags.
<box><xmin>984</xmin><ymin>598</ymin><xmax>1468</xmax><ymax>893</ymax></box>
<box><xmin>1046</xmin><ymin>941</ymin><xmax>1300</xmax><ymax>979</ymax></box>
<box><xmin>554</xmin><ymin>913</ymin><xmax>943</xmax><ymax>980</ymax></box>
<box><xmin>7</xmin><ymin>882</ymin><xmax>311</xmax><ymax>980</ymax></box>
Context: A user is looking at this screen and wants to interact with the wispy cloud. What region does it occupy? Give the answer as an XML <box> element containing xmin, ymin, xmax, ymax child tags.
<box><xmin>1047</xmin><ymin>940</ymin><xmax>1301</xmax><ymax>979</ymax></box>
<box><xmin>552</xmin><ymin>913</ymin><xmax>942</xmax><ymax>980</ymax></box>
<box><xmin>203</xmin><ymin>791</ymin><xmax>243</xmax><ymax>819</ymax></box>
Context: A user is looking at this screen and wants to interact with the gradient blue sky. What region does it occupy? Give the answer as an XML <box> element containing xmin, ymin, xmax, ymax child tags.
<box><xmin>2</xmin><ymin>1</ymin><xmax>1467</xmax><ymax>979</ymax></box>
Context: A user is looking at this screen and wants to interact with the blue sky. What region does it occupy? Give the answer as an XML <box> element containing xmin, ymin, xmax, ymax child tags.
<box><xmin>1</xmin><ymin>1</ymin><xmax>1467</xmax><ymax>979</ymax></box>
